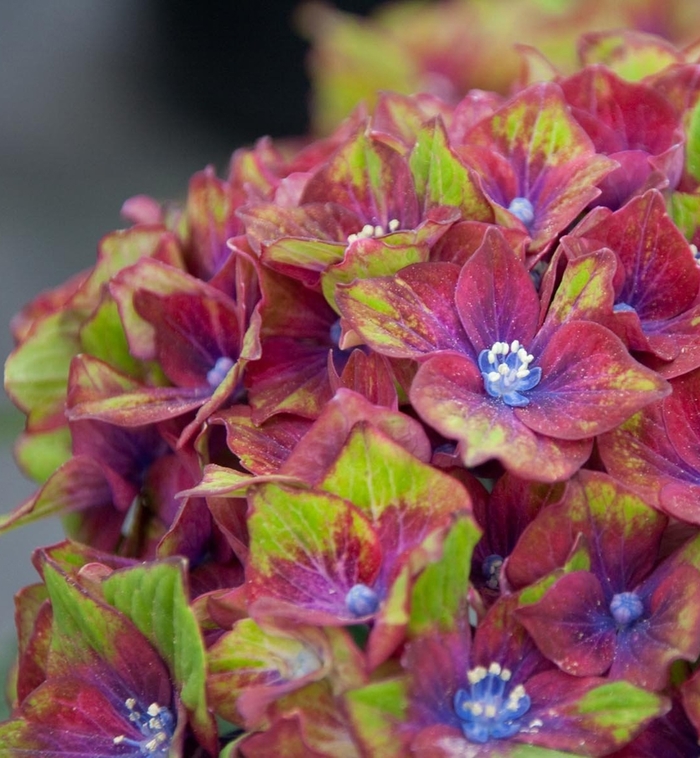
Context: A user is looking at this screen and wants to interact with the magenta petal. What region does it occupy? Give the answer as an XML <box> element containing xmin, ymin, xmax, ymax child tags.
<box><xmin>455</xmin><ymin>228</ymin><xmax>540</xmax><ymax>352</ymax></box>
<box><xmin>520</xmin><ymin>321</ymin><xmax>670</xmax><ymax>439</ymax></box>
<box><xmin>411</xmin><ymin>351</ymin><xmax>592</xmax><ymax>481</ymax></box>
<box><xmin>611</xmin><ymin>564</ymin><xmax>700</xmax><ymax>690</ymax></box>
<box><xmin>336</xmin><ymin>262</ymin><xmax>471</xmax><ymax>359</ymax></box>
<box><xmin>516</xmin><ymin>572</ymin><xmax>616</xmax><ymax>676</ymax></box>
<box><xmin>403</xmin><ymin>628</ymin><xmax>470</xmax><ymax>732</ymax></box>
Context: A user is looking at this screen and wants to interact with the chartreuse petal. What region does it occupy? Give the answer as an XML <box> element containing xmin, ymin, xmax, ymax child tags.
<box><xmin>13</xmin><ymin>426</ymin><xmax>72</xmax><ymax>484</ymax></box>
<box><xmin>409</xmin><ymin>118</ymin><xmax>492</xmax><ymax>218</ymax></box>
<box><xmin>40</xmin><ymin>560</ymin><xmax>170</xmax><ymax>691</ymax></box>
<box><xmin>537</xmin><ymin>249</ymin><xmax>616</xmax><ymax>341</ymax></box>
<box><xmin>303</xmin><ymin>127</ymin><xmax>419</xmax><ymax>227</ymax></box>
<box><xmin>345</xmin><ymin>679</ymin><xmax>408</xmax><ymax>758</ymax></box>
<box><xmin>579</xmin><ymin>30</ymin><xmax>681</xmax><ymax>81</ymax></box>
<box><xmin>687</xmin><ymin>99</ymin><xmax>700</xmax><ymax>184</ymax></box>
<box><xmin>572</xmin><ymin>680</ymin><xmax>667</xmax><ymax>742</ymax></box>
<box><xmin>79</xmin><ymin>298</ymin><xmax>144</xmax><ymax>378</ymax></box>
<box><xmin>668</xmin><ymin>191</ymin><xmax>700</xmax><ymax>242</ymax></box>
<box><xmin>4</xmin><ymin>309</ymin><xmax>83</xmax><ymax>426</ymax></box>
<box><xmin>207</xmin><ymin>619</ymin><xmax>328</xmax><ymax>726</ymax></box>
<box><xmin>102</xmin><ymin>558</ymin><xmax>217</xmax><ymax>753</ymax></box>
<box><xmin>408</xmin><ymin>516</ymin><xmax>482</xmax><ymax>637</ymax></box>
<box><xmin>516</xmin><ymin>534</ymin><xmax>591</xmax><ymax>608</ymax></box>
<box><xmin>0</xmin><ymin>456</ymin><xmax>110</xmax><ymax>534</ymax></box>
<box><xmin>320</xmin><ymin>422</ymin><xmax>472</xmax><ymax>531</ymax></box>
<box><xmin>247</xmin><ymin>483</ymin><xmax>382</xmax><ymax>621</ymax></box>
<box><xmin>564</xmin><ymin>470</ymin><xmax>666</xmax><ymax>589</ymax></box>
<box><xmin>321</xmin><ymin>239</ymin><xmax>427</xmax><ymax>312</ymax></box>
<box><xmin>336</xmin><ymin>262</ymin><xmax>468</xmax><ymax>358</ymax></box>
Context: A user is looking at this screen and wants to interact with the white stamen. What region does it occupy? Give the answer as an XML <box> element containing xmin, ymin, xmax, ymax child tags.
<box><xmin>500</xmin><ymin>668</ymin><xmax>512</xmax><ymax>681</ymax></box>
<box><xmin>389</xmin><ymin>218</ymin><xmax>400</xmax><ymax>232</ymax></box>
<box><xmin>488</xmin><ymin>663</ymin><xmax>502</xmax><ymax>676</ymax></box>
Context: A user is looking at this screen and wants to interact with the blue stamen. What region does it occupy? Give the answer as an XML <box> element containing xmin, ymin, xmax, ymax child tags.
<box><xmin>330</xmin><ymin>319</ymin><xmax>343</xmax><ymax>347</ymax></box>
<box><xmin>206</xmin><ymin>356</ymin><xmax>234</xmax><ymax>387</ymax></box>
<box><xmin>345</xmin><ymin>583</ymin><xmax>380</xmax><ymax>617</ymax></box>
<box><xmin>613</xmin><ymin>302</ymin><xmax>636</xmax><ymax>313</ymax></box>
<box><xmin>113</xmin><ymin>699</ymin><xmax>174</xmax><ymax>756</ymax></box>
<box><xmin>610</xmin><ymin>592</ymin><xmax>644</xmax><ymax>626</ymax></box>
<box><xmin>478</xmin><ymin>340</ymin><xmax>542</xmax><ymax>407</ymax></box>
<box><xmin>454</xmin><ymin>663</ymin><xmax>531</xmax><ymax>744</ymax></box>
<box><xmin>507</xmin><ymin>197</ymin><xmax>535</xmax><ymax>229</ymax></box>
<box><xmin>482</xmin><ymin>554</ymin><xmax>504</xmax><ymax>590</ymax></box>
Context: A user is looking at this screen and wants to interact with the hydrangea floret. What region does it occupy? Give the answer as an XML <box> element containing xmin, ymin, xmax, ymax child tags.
<box><xmin>7</xmin><ymin>17</ymin><xmax>700</xmax><ymax>758</ymax></box>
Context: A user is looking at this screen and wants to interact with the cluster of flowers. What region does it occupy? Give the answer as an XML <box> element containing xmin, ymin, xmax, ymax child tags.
<box><xmin>5</xmin><ymin>27</ymin><xmax>700</xmax><ymax>757</ymax></box>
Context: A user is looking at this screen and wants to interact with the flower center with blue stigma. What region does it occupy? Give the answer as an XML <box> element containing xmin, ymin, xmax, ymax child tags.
<box><xmin>206</xmin><ymin>356</ymin><xmax>234</xmax><ymax>387</ymax></box>
<box><xmin>478</xmin><ymin>340</ymin><xmax>542</xmax><ymax>407</ymax></box>
<box><xmin>347</xmin><ymin>218</ymin><xmax>400</xmax><ymax>244</ymax></box>
<box><xmin>482</xmin><ymin>554</ymin><xmax>504</xmax><ymax>590</ymax></box>
<box><xmin>454</xmin><ymin>662</ymin><xmax>531</xmax><ymax>744</ymax></box>
<box><xmin>613</xmin><ymin>302</ymin><xmax>636</xmax><ymax>313</ymax></box>
<box><xmin>113</xmin><ymin>698</ymin><xmax>174</xmax><ymax>756</ymax></box>
<box><xmin>610</xmin><ymin>591</ymin><xmax>644</xmax><ymax>627</ymax></box>
<box><xmin>507</xmin><ymin>197</ymin><xmax>535</xmax><ymax>229</ymax></box>
<box><xmin>345</xmin><ymin>583</ymin><xmax>380</xmax><ymax>617</ymax></box>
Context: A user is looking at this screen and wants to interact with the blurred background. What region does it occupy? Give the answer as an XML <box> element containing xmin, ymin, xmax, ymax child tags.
<box><xmin>0</xmin><ymin>0</ymin><xmax>385</xmax><ymax>713</ymax></box>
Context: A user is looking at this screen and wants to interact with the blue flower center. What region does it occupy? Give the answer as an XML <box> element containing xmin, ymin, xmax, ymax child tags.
<box><xmin>206</xmin><ymin>356</ymin><xmax>234</xmax><ymax>387</ymax></box>
<box><xmin>478</xmin><ymin>341</ymin><xmax>542</xmax><ymax>407</ymax></box>
<box><xmin>507</xmin><ymin>197</ymin><xmax>535</xmax><ymax>229</ymax></box>
<box><xmin>610</xmin><ymin>592</ymin><xmax>644</xmax><ymax>626</ymax></box>
<box><xmin>454</xmin><ymin>663</ymin><xmax>531</xmax><ymax>744</ymax></box>
<box><xmin>345</xmin><ymin>583</ymin><xmax>380</xmax><ymax>617</ymax></box>
<box><xmin>113</xmin><ymin>699</ymin><xmax>174</xmax><ymax>756</ymax></box>
<box><xmin>482</xmin><ymin>554</ymin><xmax>504</xmax><ymax>590</ymax></box>
<box><xmin>613</xmin><ymin>302</ymin><xmax>636</xmax><ymax>313</ymax></box>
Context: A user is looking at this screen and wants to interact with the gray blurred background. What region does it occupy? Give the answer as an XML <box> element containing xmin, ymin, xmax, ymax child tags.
<box><xmin>0</xmin><ymin>0</ymin><xmax>383</xmax><ymax>717</ymax></box>
<box><xmin>0</xmin><ymin>2</ymin><xmax>233</xmax><ymax>707</ymax></box>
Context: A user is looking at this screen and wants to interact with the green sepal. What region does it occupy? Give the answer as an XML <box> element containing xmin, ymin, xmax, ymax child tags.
<box><xmin>13</xmin><ymin>426</ymin><xmax>72</xmax><ymax>484</ymax></box>
<box><xmin>408</xmin><ymin>515</ymin><xmax>482</xmax><ymax>637</ymax></box>
<box><xmin>344</xmin><ymin>679</ymin><xmax>408</xmax><ymax>758</ymax></box>
<box><xmin>687</xmin><ymin>99</ymin><xmax>700</xmax><ymax>184</ymax></box>
<box><xmin>102</xmin><ymin>558</ymin><xmax>217</xmax><ymax>754</ymax></box>
<box><xmin>572</xmin><ymin>680</ymin><xmax>668</xmax><ymax>743</ymax></box>
<box><xmin>79</xmin><ymin>297</ymin><xmax>144</xmax><ymax>377</ymax></box>
<box><xmin>517</xmin><ymin>534</ymin><xmax>591</xmax><ymax>607</ymax></box>
<box><xmin>409</xmin><ymin>118</ymin><xmax>492</xmax><ymax>218</ymax></box>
